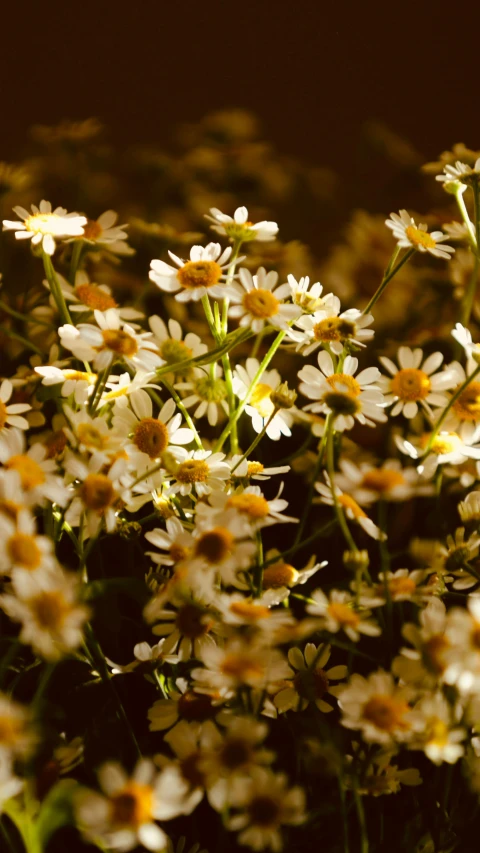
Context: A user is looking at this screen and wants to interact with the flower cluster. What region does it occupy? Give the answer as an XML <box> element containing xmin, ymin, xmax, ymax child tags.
<box><xmin>3</xmin><ymin>135</ymin><xmax>480</xmax><ymax>853</ymax></box>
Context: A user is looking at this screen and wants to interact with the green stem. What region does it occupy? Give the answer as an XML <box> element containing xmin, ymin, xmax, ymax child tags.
<box><xmin>294</xmin><ymin>416</ymin><xmax>331</xmax><ymax>546</ymax></box>
<box><xmin>159</xmin><ymin>378</ymin><xmax>203</xmax><ymax>450</ymax></box>
<box><xmin>423</xmin><ymin>363</ymin><xmax>480</xmax><ymax>456</ymax></box>
<box><xmin>231</xmin><ymin>409</ymin><xmax>278</xmax><ymax>473</ymax></box>
<box><xmin>213</xmin><ymin>330</ymin><xmax>287</xmax><ymax>452</ymax></box>
<box><xmin>353</xmin><ymin>785</ymin><xmax>369</xmax><ymax>853</ymax></box>
<box><xmin>326</xmin><ymin>422</ymin><xmax>358</xmax><ymax>552</ymax></box>
<box><xmin>0</xmin><ymin>299</ymin><xmax>55</xmax><ymax>328</ymax></box>
<box><xmin>69</xmin><ymin>239</ymin><xmax>84</xmax><ymax>284</ymax></box>
<box><xmin>42</xmin><ymin>252</ymin><xmax>72</xmax><ymax>326</ymax></box>
<box><xmin>363</xmin><ymin>247</ymin><xmax>415</xmax><ymax>315</ymax></box>
<box><xmin>455</xmin><ymin>187</ymin><xmax>478</xmax><ymax>251</ymax></box>
<box><xmin>0</xmin><ymin>326</ymin><xmax>43</xmax><ymax>355</ymax></box>
<box><xmin>460</xmin><ymin>180</ymin><xmax>480</xmax><ymax>326</ymax></box>
<box><xmin>88</xmin><ymin>366</ymin><xmax>110</xmax><ymax>415</ymax></box>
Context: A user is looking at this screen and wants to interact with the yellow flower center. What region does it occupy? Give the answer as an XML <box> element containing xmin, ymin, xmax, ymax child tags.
<box><xmin>110</xmin><ymin>783</ymin><xmax>154</xmax><ymax>828</ymax></box>
<box><xmin>362</xmin><ymin>695</ymin><xmax>410</xmax><ymax>732</ymax></box>
<box><xmin>80</xmin><ymin>473</ymin><xmax>115</xmax><ymax>511</ymax></box>
<box><xmin>221</xmin><ymin>653</ymin><xmax>264</xmax><ymax>683</ymax></box>
<box><xmin>338</xmin><ymin>494</ymin><xmax>367</xmax><ymax>519</ymax></box>
<box><xmin>194</xmin><ymin>527</ymin><xmax>234</xmax><ymax>564</ymax></box>
<box><xmin>425</xmin><ymin>718</ymin><xmax>449</xmax><ymax>747</ymax></box>
<box><xmin>313</xmin><ymin>317</ymin><xmax>356</xmax><ymax>343</ymax></box>
<box><xmin>169</xmin><ymin>542</ymin><xmax>190</xmax><ymax>563</ymax></box>
<box><xmin>293</xmin><ymin>667</ymin><xmax>329</xmax><ymax>701</ymax></box>
<box><xmin>176</xmin><ymin>459</ymin><xmax>210</xmax><ymax>484</ymax></box>
<box><xmin>177</xmin><ymin>260</ymin><xmax>222</xmax><ymax>289</ymax></box>
<box><xmin>31</xmin><ymin>591</ymin><xmax>69</xmax><ymax>630</ymax></box>
<box><xmin>63</xmin><ymin>369</ymin><xmax>98</xmax><ymax>384</ymax></box>
<box><xmin>227</xmin><ymin>493</ymin><xmax>270</xmax><ymax>519</ymax></box>
<box><xmin>0</xmin><ymin>500</ymin><xmax>21</xmax><ymax>521</ymax></box>
<box><xmin>160</xmin><ymin>338</ymin><xmax>193</xmax><ymax>365</ymax></box>
<box><xmin>77</xmin><ymin>423</ymin><xmax>109</xmax><ymax>450</ymax></box>
<box><xmin>133</xmin><ymin>418</ymin><xmax>169</xmax><ymax>458</ymax></box>
<box><xmin>423</xmin><ymin>635</ymin><xmax>449</xmax><ymax>674</ymax></box>
<box><xmin>101</xmin><ymin>329</ymin><xmax>138</xmax><ymax>357</ymax></box>
<box><xmin>391</xmin><ymin>368</ymin><xmax>431</xmax><ymax>401</ymax></box>
<box><xmin>6</xmin><ymin>455</ymin><xmax>45</xmax><ymax>490</ymax></box>
<box><xmin>361</xmin><ymin>469</ymin><xmax>405</xmax><ymax>493</ymax></box>
<box><xmin>176</xmin><ymin>603</ymin><xmax>211</xmax><ymax>638</ymax></box>
<box><xmin>74</xmin><ymin>283</ymin><xmax>117</xmax><ymax>311</ymax></box>
<box><xmin>82</xmin><ymin>219</ymin><xmax>103</xmax><ymax>241</ymax></box>
<box><xmin>249</xmin><ymin>383</ymin><xmax>275</xmax><ymax>419</ymax></box>
<box><xmin>0</xmin><ymin>715</ymin><xmax>24</xmax><ymax>748</ymax></box>
<box><xmin>263</xmin><ymin>562</ymin><xmax>299</xmax><ymax>589</ymax></box>
<box><xmin>23</xmin><ymin>213</ymin><xmax>61</xmax><ymax>235</ymax></box>
<box><xmin>229</xmin><ymin>601</ymin><xmax>271</xmax><ymax>621</ymax></box>
<box><xmin>8</xmin><ymin>533</ymin><xmax>42</xmax><ymax>569</ymax></box>
<box><xmin>327</xmin><ymin>601</ymin><xmax>361</xmax><ymax>628</ymax></box>
<box><xmin>405</xmin><ymin>225</ymin><xmax>436</xmax><ymax>249</ymax></box>
<box><xmin>247</xmin><ymin>461</ymin><xmax>264</xmax><ymax>476</ymax></box>
<box><xmin>453</xmin><ymin>382</ymin><xmax>480</xmax><ymax>421</ymax></box>
<box><xmin>376</xmin><ymin>576</ymin><xmax>416</xmax><ymax>599</ymax></box>
<box><xmin>44</xmin><ymin>429</ymin><xmax>68</xmax><ymax>459</ymax></box>
<box><xmin>0</xmin><ymin>401</ymin><xmax>7</xmax><ymax>430</ymax></box>
<box><xmin>242</xmin><ymin>288</ymin><xmax>279</xmax><ymax>319</ymax></box>
<box><xmin>429</xmin><ymin>432</ymin><xmax>463</xmax><ymax>455</ymax></box>
<box><xmin>326</xmin><ymin>373</ymin><xmax>361</xmax><ymax>396</ymax></box>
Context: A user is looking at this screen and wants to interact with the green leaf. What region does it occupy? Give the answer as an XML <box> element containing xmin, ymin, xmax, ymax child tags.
<box><xmin>35</xmin><ymin>779</ymin><xmax>80</xmax><ymax>847</ymax></box>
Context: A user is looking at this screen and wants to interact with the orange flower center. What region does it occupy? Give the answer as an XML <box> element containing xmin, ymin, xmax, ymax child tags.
<box><xmin>294</xmin><ymin>667</ymin><xmax>329</xmax><ymax>701</ymax></box>
<box><xmin>227</xmin><ymin>493</ymin><xmax>270</xmax><ymax>519</ymax></box>
<box><xmin>75</xmin><ymin>283</ymin><xmax>117</xmax><ymax>311</ymax></box>
<box><xmin>6</xmin><ymin>455</ymin><xmax>45</xmax><ymax>490</ymax></box>
<box><xmin>101</xmin><ymin>329</ymin><xmax>138</xmax><ymax>357</ymax></box>
<box><xmin>82</xmin><ymin>219</ymin><xmax>103</xmax><ymax>241</ymax></box>
<box><xmin>77</xmin><ymin>423</ymin><xmax>109</xmax><ymax>450</ymax></box>
<box><xmin>328</xmin><ymin>601</ymin><xmax>360</xmax><ymax>628</ymax></box>
<box><xmin>133</xmin><ymin>418</ymin><xmax>169</xmax><ymax>458</ymax></box>
<box><xmin>362</xmin><ymin>694</ymin><xmax>410</xmax><ymax>732</ymax></box>
<box><xmin>176</xmin><ymin>459</ymin><xmax>209</xmax><ymax>484</ymax></box>
<box><xmin>361</xmin><ymin>469</ymin><xmax>405</xmax><ymax>493</ymax></box>
<box><xmin>242</xmin><ymin>289</ymin><xmax>279</xmax><ymax>319</ymax></box>
<box><xmin>8</xmin><ymin>533</ymin><xmax>42</xmax><ymax>569</ymax></box>
<box><xmin>194</xmin><ymin>527</ymin><xmax>234</xmax><ymax>564</ymax></box>
<box><xmin>326</xmin><ymin>373</ymin><xmax>361</xmax><ymax>396</ymax></box>
<box><xmin>247</xmin><ymin>461</ymin><xmax>264</xmax><ymax>476</ymax></box>
<box><xmin>80</xmin><ymin>473</ymin><xmax>115</xmax><ymax>511</ymax></box>
<box><xmin>31</xmin><ymin>591</ymin><xmax>68</xmax><ymax>630</ymax></box>
<box><xmin>390</xmin><ymin>368</ymin><xmax>430</xmax><ymax>401</ymax></box>
<box><xmin>221</xmin><ymin>654</ymin><xmax>264</xmax><ymax>683</ymax></box>
<box><xmin>453</xmin><ymin>382</ymin><xmax>480</xmax><ymax>421</ymax></box>
<box><xmin>423</xmin><ymin>635</ymin><xmax>449</xmax><ymax>674</ymax></box>
<box><xmin>0</xmin><ymin>715</ymin><xmax>24</xmax><ymax>747</ymax></box>
<box><xmin>229</xmin><ymin>601</ymin><xmax>271</xmax><ymax>621</ymax></box>
<box><xmin>263</xmin><ymin>562</ymin><xmax>299</xmax><ymax>589</ymax></box>
<box><xmin>177</xmin><ymin>260</ymin><xmax>222</xmax><ymax>289</ymax></box>
<box><xmin>405</xmin><ymin>225</ymin><xmax>436</xmax><ymax>249</ymax></box>
<box><xmin>338</xmin><ymin>494</ymin><xmax>367</xmax><ymax>519</ymax></box>
<box><xmin>313</xmin><ymin>317</ymin><xmax>356</xmax><ymax>342</ymax></box>
<box><xmin>429</xmin><ymin>432</ymin><xmax>463</xmax><ymax>455</ymax></box>
<box><xmin>0</xmin><ymin>401</ymin><xmax>7</xmax><ymax>430</ymax></box>
<box><xmin>110</xmin><ymin>783</ymin><xmax>153</xmax><ymax>828</ymax></box>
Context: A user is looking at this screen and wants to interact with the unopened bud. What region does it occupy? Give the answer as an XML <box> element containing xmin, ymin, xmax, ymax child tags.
<box><xmin>270</xmin><ymin>382</ymin><xmax>297</xmax><ymax>410</ymax></box>
<box><xmin>343</xmin><ymin>549</ymin><xmax>369</xmax><ymax>574</ymax></box>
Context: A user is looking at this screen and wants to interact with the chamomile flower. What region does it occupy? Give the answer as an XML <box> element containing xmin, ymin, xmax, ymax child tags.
<box><xmin>287</xmin><ymin>274</ymin><xmax>333</xmax><ymax>313</ymax></box>
<box><xmin>298</xmin><ymin>351</ymin><xmax>386</xmax><ymax>431</ymax></box>
<box><xmin>451</xmin><ymin>323</ymin><xmax>480</xmax><ymax>369</ymax></box>
<box><xmin>63</xmin><ymin>406</ymin><xmax>124</xmax><ymax>464</ymax></box>
<box><xmin>51</xmin><ymin>271</ymin><xmax>142</xmax><ymax>321</ymax></box>
<box><xmin>396</xmin><ymin>428</ymin><xmax>480</xmax><ymax>479</ymax></box>
<box><xmin>392</xmin><ymin>598</ymin><xmax>449</xmax><ymax>689</ymax></box>
<box><xmin>261</xmin><ymin>552</ymin><xmax>325</xmax><ymax>590</ymax></box>
<box><xmin>175</xmin><ymin>365</ymin><xmax>229</xmax><ymax>427</ymax></box>
<box><xmin>0</xmin><ymin>569</ymin><xmax>89</xmax><ymax>661</ymax></box>
<box><xmin>315</xmin><ymin>476</ymin><xmax>386</xmax><ymax>540</ymax></box>
<box><xmin>149</xmin><ymin>243</ymin><xmax>233</xmax><ymax>303</ymax></box>
<box><xmin>59</xmin><ymin>309</ymin><xmax>161</xmax><ymax>372</ymax></box>
<box><xmin>0</xmin><ymin>508</ymin><xmax>55</xmax><ymax>576</ymax></box>
<box><xmin>274</xmin><ymin>643</ymin><xmax>347</xmax><ymax>714</ymax></box>
<box><xmin>379</xmin><ymin>347</ymin><xmax>456</xmax><ymax>419</ymax></box>
<box><xmin>208</xmin><ymin>484</ymin><xmax>298</xmax><ymax>528</ymax></box>
<box><xmin>101</xmin><ymin>371</ymin><xmax>161</xmax><ymax>406</ymax></box>
<box><xmin>64</xmin><ymin>453</ymin><xmax>130</xmax><ymax>537</ymax></box>
<box><xmin>334</xmin><ymin>458</ymin><xmax>430</xmax><ymax>505</ymax></box>
<box><xmin>0</xmin><ymin>379</ymin><xmax>30</xmax><ymax>432</ymax></box>
<box><xmin>0</xmin><ymin>428</ymin><xmax>68</xmax><ymax>507</ymax></box>
<box><xmin>412</xmin><ymin>694</ymin><xmax>465</xmax><ymax>765</ymax></box>
<box><xmin>35</xmin><ymin>364</ymin><xmax>98</xmax><ymax>405</ymax></box>
<box><xmin>2</xmin><ymin>200</ymin><xmax>86</xmax><ymax>255</ymax></box>
<box><xmin>0</xmin><ymin>693</ymin><xmax>36</xmax><ymax>760</ymax></box>
<box><xmin>385</xmin><ymin>210</ymin><xmax>455</xmax><ymax>259</ymax></box>
<box><xmin>231</xmin><ymin>456</ymin><xmax>290</xmax><ymax>482</ymax></box>
<box><xmin>226</xmin><ymin>768</ymin><xmax>306</xmax><ymax>852</ymax></box>
<box><xmin>205</xmin><ymin>206</ymin><xmax>278</xmax><ymax>242</ymax></box>
<box><xmin>436</xmin><ymin>158</ymin><xmax>480</xmax><ymax>187</ymax></box>
<box><xmin>191</xmin><ymin>638</ymin><xmax>292</xmax><ymax>694</ymax></box>
<box><xmin>113</xmin><ymin>394</ymin><xmax>193</xmax><ymax>468</ymax></box>
<box><xmin>167</xmin><ymin>450</ymin><xmax>230</xmax><ymax>497</ymax></box>
<box><xmin>190</xmin><ymin>506</ymin><xmax>256</xmax><ymax>587</ymax></box>
<box><xmin>233</xmin><ymin>359</ymin><xmax>294</xmax><ymax>440</ymax></box>
<box><xmin>148</xmin><ymin>594</ymin><xmax>218</xmax><ymax>661</ymax></box>
<box><xmin>79</xmin><ymin>209</ymin><xmax>134</xmax><ymax>256</ymax></box>
<box><xmin>294</xmin><ymin>305</ymin><xmax>374</xmax><ymax>357</ymax></box>
<box><xmin>148</xmin><ymin>316</ymin><xmax>207</xmax><ymax>378</ymax></box>
<box><xmin>144</xmin><ymin>517</ymin><xmax>193</xmax><ymax>569</ymax></box>
<box><xmin>337</xmin><ymin>671</ymin><xmax>419</xmax><ymax>745</ymax></box>
<box><xmin>148</xmin><ymin>678</ymin><xmax>225</xmax><ymax>733</ymax></box>
<box><xmin>228</xmin><ymin>267</ymin><xmax>300</xmax><ymax>333</ymax></box>
<box><xmin>306</xmin><ymin>589</ymin><xmax>380</xmax><ymax>642</ymax></box>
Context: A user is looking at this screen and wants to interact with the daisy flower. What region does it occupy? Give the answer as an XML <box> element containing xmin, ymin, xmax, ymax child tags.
<box><xmin>148</xmin><ymin>594</ymin><xmax>219</xmax><ymax>661</ymax></box>
<box><xmin>191</xmin><ymin>638</ymin><xmax>292</xmax><ymax>694</ymax></box>
<box><xmin>337</xmin><ymin>670</ymin><xmax>419</xmax><ymax>745</ymax></box>
<box><xmin>227</xmin><ymin>267</ymin><xmax>300</xmax><ymax>334</ymax></box>
<box><xmin>35</xmin><ymin>364</ymin><xmax>98</xmax><ymax>406</ymax></box>
<box><xmin>202</xmin><ymin>716</ymin><xmax>274</xmax><ymax>807</ymax></box>
<box><xmin>334</xmin><ymin>458</ymin><xmax>430</xmax><ymax>505</ymax></box>
<box><xmin>226</xmin><ymin>768</ymin><xmax>306</xmax><ymax>852</ymax></box>
<box><xmin>0</xmin><ymin>693</ymin><xmax>36</xmax><ymax>760</ymax></box>
<box><xmin>79</xmin><ymin>209</ymin><xmax>134</xmax><ymax>256</ymax></box>
<box><xmin>231</xmin><ymin>456</ymin><xmax>290</xmax><ymax>482</ymax></box>
<box><xmin>175</xmin><ymin>365</ymin><xmax>229</xmax><ymax>427</ymax></box>
<box><xmin>190</xmin><ymin>506</ymin><xmax>256</xmax><ymax>587</ymax></box>
<box><xmin>261</xmin><ymin>552</ymin><xmax>325</xmax><ymax>591</ymax></box>
<box><xmin>287</xmin><ymin>274</ymin><xmax>334</xmax><ymax>313</ymax></box>
<box><xmin>396</xmin><ymin>428</ymin><xmax>480</xmax><ymax>479</ymax></box>
<box><xmin>101</xmin><ymin>371</ymin><xmax>161</xmax><ymax>406</ymax></box>
<box><xmin>385</xmin><ymin>209</ymin><xmax>455</xmax><ymax>259</ymax></box>
<box><xmin>392</xmin><ymin>598</ymin><xmax>449</xmax><ymax>689</ymax></box>
<box><xmin>113</xmin><ymin>394</ymin><xmax>193</xmax><ymax>468</ymax></box>
<box><xmin>208</xmin><ymin>483</ymin><xmax>298</xmax><ymax>528</ymax></box>
<box><xmin>64</xmin><ymin>453</ymin><xmax>130</xmax><ymax>538</ymax></box>
<box><xmin>356</xmin><ymin>569</ymin><xmax>436</xmax><ymax>608</ymax></box>
<box><xmin>274</xmin><ymin>643</ymin><xmax>347</xmax><ymax>714</ymax></box>
<box><xmin>379</xmin><ymin>347</ymin><xmax>456</xmax><ymax>419</ymax></box>
<box><xmin>144</xmin><ymin>516</ymin><xmax>193</xmax><ymax>569</ymax></box>
<box><xmin>298</xmin><ymin>351</ymin><xmax>386</xmax><ymax>432</ymax></box>
<box><xmin>233</xmin><ymin>359</ymin><xmax>293</xmax><ymax>440</ymax></box>
<box><xmin>59</xmin><ymin>309</ymin><xmax>161</xmax><ymax>372</ymax></box>
<box><xmin>0</xmin><ymin>427</ymin><xmax>68</xmax><ymax>507</ymax></box>
<box><xmin>315</xmin><ymin>475</ymin><xmax>386</xmax><ymax>540</ymax></box>
<box><xmin>63</xmin><ymin>406</ymin><xmax>124</xmax><ymax>464</ymax></box>
<box><xmin>412</xmin><ymin>694</ymin><xmax>465</xmax><ymax>765</ymax></box>
<box><xmin>2</xmin><ymin>200</ymin><xmax>86</xmax><ymax>255</ymax></box>
<box><xmin>167</xmin><ymin>449</ymin><xmax>230</xmax><ymax>497</ymax></box>
<box><xmin>436</xmin><ymin>158</ymin><xmax>480</xmax><ymax>187</ymax></box>
<box><xmin>148</xmin><ymin>316</ymin><xmax>207</xmax><ymax>378</ymax></box>
<box><xmin>294</xmin><ymin>305</ymin><xmax>374</xmax><ymax>357</ymax></box>
<box><xmin>75</xmin><ymin>760</ymin><xmax>189</xmax><ymax>852</ymax></box>
<box><xmin>0</xmin><ymin>508</ymin><xmax>55</xmax><ymax>576</ymax></box>
<box><xmin>149</xmin><ymin>243</ymin><xmax>233</xmax><ymax>303</ymax></box>
<box><xmin>451</xmin><ymin>323</ymin><xmax>480</xmax><ymax>369</ymax></box>
<box><xmin>0</xmin><ymin>379</ymin><xmax>31</xmax><ymax>432</ymax></box>
<box><xmin>0</xmin><ymin>569</ymin><xmax>89</xmax><ymax>661</ymax></box>
<box><xmin>306</xmin><ymin>589</ymin><xmax>380</xmax><ymax>642</ymax></box>
<box><xmin>50</xmin><ymin>271</ymin><xmax>142</xmax><ymax>321</ymax></box>
<box><xmin>205</xmin><ymin>206</ymin><xmax>278</xmax><ymax>242</ymax></box>
<box><xmin>148</xmin><ymin>677</ymin><xmax>227</xmax><ymax>734</ymax></box>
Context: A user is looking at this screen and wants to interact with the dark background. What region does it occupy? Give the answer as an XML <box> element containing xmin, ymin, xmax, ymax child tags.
<box><xmin>1</xmin><ymin>0</ymin><xmax>477</xmax><ymax>170</ymax></box>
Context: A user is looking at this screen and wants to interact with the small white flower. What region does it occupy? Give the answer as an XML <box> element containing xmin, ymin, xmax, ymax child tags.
<box><xmin>379</xmin><ymin>347</ymin><xmax>456</xmax><ymax>420</ymax></box>
<box><xmin>205</xmin><ymin>206</ymin><xmax>278</xmax><ymax>242</ymax></box>
<box><xmin>0</xmin><ymin>427</ymin><xmax>68</xmax><ymax>507</ymax></box>
<box><xmin>167</xmin><ymin>449</ymin><xmax>230</xmax><ymax>497</ymax></box>
<box><xmin>385</xmin><ymin>209</ymin><xmax>455</xmax><ymax>259</ymax></box>
<box><xmin>50</xmin><ymin>271</ymin><xmax>142</xmax><ymax>321</ymax></box>
<box><xmin>287</xmin><ymin>274</ymin><xmax>333</xmax><ymax>313</ymax></box>
<box><xmin>337</xmin><ymin>670</ymin><xmax>419</xmax><ymax>745</ymax></box>
<box><xmin>113</xmin><ymin>393</ymin><xmax>194</xmax><ymax>469</ymax></box>
<box><xmin>294</xmin><ymin>304</ymin><xmax>374</xmax><ymax>357</ymax></box>
<box><xmin>149</xmin><ymin>243</ymin><xmax>233</xmax><ymax>302</ymax></box>
<box><xmin>233</xmin><ymin>358</ymin><xmax>293</xmax><ymax>440</ymax></box>
<box><xmin>228</xmin><ymin>267</ymin><xmax>300</xmax><ymax>334</ymax></box>
<box><xmin>79</xmin><ymin>209</ymin><xmax>134</xmax><ymax>256</ymax></box>
<box><xmin>436</xmin><ymin>158</ymin><xmax>480</xmax><ymax>187</ymax></box>
<box><xmin>59</xmin><ymin>309</ymin><xmax>161</xmax><ymax>372</ymax></box>
<box><xmin>315</xmin><ymin>475</ymin><xmax>386</xmax><ymax>540</ymax></box>
<box><xmin>175</xmin><ymin>365</ymin><xmax>229</xmax><ymax>427</ymax></box>
<box><xmin>0</xmin><ymin>379</ymin><xmax>30</xmax><ymax>432</ymax></box>
<box><xmin>307</xmin><ymin>589</ymin><xmax>380</xmax><ymax>642</ymax></box>
<box><xmin>3</xmin><ymin>200</ymin><xmax>86</xmax><ymax>255</ymax></box>
<box><xmin>148</xmin><ymin>316</ymin><xmax>207</xmax><ymax>376</ymax></box>
<box><xmin>274</xmin><ymin>643</ymin><xmax>347</xmax><ymax>714</ymax></box>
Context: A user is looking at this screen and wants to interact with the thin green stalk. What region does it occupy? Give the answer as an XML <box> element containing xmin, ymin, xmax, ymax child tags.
<box><xmin>231</xmin><ymin>409</ymin><xmax>278</xmax><ymax>473</ymax></box>
<box><xmin>0</xmin><ymin>299</ymin><xmax>55</xmax><ymax>328</ymax></box>
<box><xmin>69</xmin><ymin>239</ymin><xmax>84</xmax><ymax>283</ymax></box>
<box><xmin>201</xmin><ymin>295</ymin><xmax>221</xmax><ymax>345</ymax></box>
<box><xmin>423</xmin><ymin>363</ymin><xmax>480</xmax><ymax>456</ymax></box>
<box><xmin>363</xmin><ymin>247</ymin><xmax>415</xmax><ymax>316</ymax></box>
<box><xmin>88</xmin><ymin>366</ymin><xmax>110</xmax><ymax>415</ymax></box>
<box><xmin>460</xmin><ymin>181</ymin><xmax>480</xmax><ymax>326</ymax></box>
<box><xmin>213</xmin><ymin>330</ymin><xmax>287</xmax><ymax>452</ymax></box>
<box><xmin>455</xmin><ymin>187</ymin><xmax>477</xmax><ymax>251</ymax></box>
<box><xmin>294</xmin><ymin>416</ymin><xmax>331</xmax><ymax>545</ymax></box>
<box><xmin>353</xmin><ymin>785</ymin><xmax>369</xmax><ymax>853</ymax></box>
<box><xmin>159</xmin><ymin>378</ymin><xmax>203</xmax><ymax>449</ymax></box>
<box><xmin>253</xmin><ymin>532</ymin><xmax>264</xmax><ymax>596</ymax></box>
<box><xmin>42</xmin><ymin>252</ymin><xmax>72</xmax><ymax>325</ymax></box>
<box><xmin>326</xmin><ymin>422</ymin><xmax>358</xmax><ymax>552</ymax></box>
<box><xmin>0</xmin><ymin>326</ymin><xmax>43</xmax><ymax>355</ymax></box>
